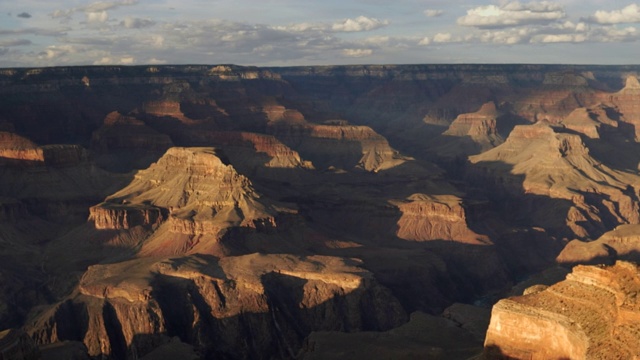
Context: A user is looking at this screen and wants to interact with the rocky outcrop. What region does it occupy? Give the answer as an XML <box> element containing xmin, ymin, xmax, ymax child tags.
<box><xmin>89</xmin><ymin>203</ymin><xmax>166</xmax><ymax>230</ymax></box>
<box><xmin>557</xmin><ymin>224</ymin><xmax>640</xmax><ymax>265</ymax></box>
<box><xmin>90</xmin><ymin>147</ymin><xmax>284</xmax><ymax>255</ymax></box>
<box><xmin>468</xmin><ymin>122</ymin><xmax>640</xmax><ymax>239</ymax></box>
<box><xmin>269</xmin><ymin>122</ymin><xmax>407</xmax><ymax>172</ymax></box>
<box><xmin>392</xmin><ymin>194</ymin><xmax>489</xmax><ymax>244</ymax></box>
<box><xmin>430</xmin><ymin>102</ymin><xmax>504</xmax><ymax>158</ymax></box>
<box><xmin>27</xmin><ymin>254</ymin><xmax>406</xmax><ymax>359</ymax></box>
<box><xmin>0</xmin><ymin>131</ymin><xmax>42</xmax><ymax>163</ymax></box>
<box><xmin>484</xmin><ymin>261</ymin><xmax>640</xmax><ymax>359</ymax></box>
<box><xmin>605</xmin><ymin>75</ymin><xmax>640</xmax><ymax>140</ymax></box>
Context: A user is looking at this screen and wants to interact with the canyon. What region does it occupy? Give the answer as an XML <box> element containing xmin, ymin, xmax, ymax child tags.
<box><xmin>2</xmin><ymin>64</ymin><xmax>640</xmax><ymax>358</ymax></box>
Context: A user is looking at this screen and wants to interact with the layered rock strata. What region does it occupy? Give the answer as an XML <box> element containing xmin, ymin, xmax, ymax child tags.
<box><xmin>484</xmin><ymin>261</ymin><xmax>640</xmax><ymax>359</ymax></box>
<box><xmin>27</xmin><ymin>254</ymin><xmax>406</xmax><ymax>359</ymax></box>
<box><xmin>469</xmin><ymin>122</ymin><xmax>640</xmax><ymax>239</ymax></box>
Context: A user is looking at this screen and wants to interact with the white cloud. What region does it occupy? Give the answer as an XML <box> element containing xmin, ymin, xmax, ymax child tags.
<box><xmin>342</xmin><ymin>48</ymin><xmax>373</xmax><ymax>57</ymax></box>
<box><xmin>535</xmin><ymin>33</ymin><xmax>586</xmax><ymax>43</ymax></box>
<box><xmin>331</xmin><ymin>16</ymin><xmax>389</xmax><ymax>32</ymax></box>
<box><xmin>433</xmin><ymin>32</ymin><xmax>453</xmax><ymax>43</ymax></box>
<box><xmin>418</xmin><ymin>37</ymin><xmax>431</xmax><ymax>45</ymax></box>
<box><xmin>590</xmin><ymin>4</ymin><xmax>640</xmax><ymax>24</ymax></box>
<box><xmin>86</xmin><ymin>11</ymin><xmax>108</xmax><ymax>23</ymax></box>
<box><xmin>424</xmin><ymin>9</ymin><xmax>444</xmax><ymax>18</ymax></box>
<box><xmin>457</xmin><ymin>1</ymin><xmax>566</xmax><ymax>28</ymax></box>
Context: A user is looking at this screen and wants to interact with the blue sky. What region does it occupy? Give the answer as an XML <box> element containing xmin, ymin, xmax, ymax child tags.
<box><xmin>1</xmin><ymin>0</ymin><xmax>640</xmax><ymax>67</ymax></box>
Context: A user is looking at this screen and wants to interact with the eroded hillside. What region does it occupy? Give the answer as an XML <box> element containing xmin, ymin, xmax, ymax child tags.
<box><xmin>2</xmin><ymin>64</ymin><xmax>640</xmax><ymax>359</ymax></box>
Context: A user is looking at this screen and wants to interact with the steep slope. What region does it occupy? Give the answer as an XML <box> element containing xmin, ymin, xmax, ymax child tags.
<box><xmin>90</xmin><ymin>147</ymin><xmax>284</xmax><ymax>256</ymax></box>
<box><xmin>485</xmin><ymin>261</ymin><xmax>640</xmax><ymax>359</ymax></box>
<box><xmin>557</xmin><ymin>224</ymin><xmax>640</xmax><ymax>265</ymax></box>
<box><xmin>429</xmin><ymin>102</ymin><xmax>505</xmax><ymax>159</ymax></box>
<box><xmin>27</xmin><ymin>254</ymin><xmax>406</xmax><ymax>359</ymax></box>
<box><xmin>468</xmin><ymin>122</ymin><xmax>640</xmax><ymax>239</ymax></box>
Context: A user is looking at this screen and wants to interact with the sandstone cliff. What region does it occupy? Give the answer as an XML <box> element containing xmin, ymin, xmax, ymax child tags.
<box><xmin>485</xmin><ymin>261</ymin><xmax>640</xmax><ymax>359</ymax></box>
<box><xmin>27</xmin><ymin>254</ymin><xmax>406</xmax><ymax>359</ymax></box>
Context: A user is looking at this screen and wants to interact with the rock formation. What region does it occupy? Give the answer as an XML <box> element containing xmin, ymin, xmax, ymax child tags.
<box><xmin>484</xmin><ymin>261</ymin><xmax>640</xmax><ymax>359</ymax></box>
<box><xmin>430</xmin><ymin>102</ymin><xmax>504</xmax><ymax>158</ymax></box>
<box><xmin>557</xmin><ymin>224</ymin><xmax>640</xmax><ymax>265</ymax></box>
<box><xmin>90</xmin><ymin>147</ymin><xmax>283</xmax><ymax>256</ymax></box>
<box><xmin>5</xmin><ymin>64</ymin><xmax>640</xmax><ymax>358</ymax></box>
<box><xmin>469</xmin><ymin>122</ymin><xmax>640</xmax><ymax>239</ymax></box>
<box><xmin>27</xmin><ymin>254</ymin><xmax>406</xmax><ymax>359</ymax></box>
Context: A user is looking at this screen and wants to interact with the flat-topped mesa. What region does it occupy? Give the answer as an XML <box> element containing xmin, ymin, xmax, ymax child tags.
<box><xmin>29</xmin><ymin>254</ymin><xmax>405</xmax><ymax>359</ymax></box>
<box><xmin>484</xmin><ymin>261</ymin><xmax>640</xmax><ymax>359</ymax></box>
<box><xmin>432</xmin><ymin>102</ymin><xmax>503</xmax><ymax>158</ymax></box>
<box><xmin>391</xmin><ymin>194</ymin><xmax>490</xmax><ymax>244</ymax></box>
<box><xmin>41</xmin><ymin>145</ymin><xmax>88</xmax><ymax>166</ymax></box>
<box><xmin>141</xmin><ymin>100</ymin><xmax>195</xmax><ymax>124</ymax></box>
<box><xmin>0</xmin><ymin>131</ymin><xmax>88</xmax><ymax>166</ymax></box>
<box><xmin>270</xmin><ymin>122</ymin><xmax>406</xmax><ymax>171</ymax></box>
<box><xmin>92</xmin><ymin>147</ymin><xmax>278</xmax><ymax>236</ymax></box>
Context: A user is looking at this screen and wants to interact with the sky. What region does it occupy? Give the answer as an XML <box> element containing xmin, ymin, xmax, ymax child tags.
<box><xmin>2</xmin><ymin>0</ymin><xmax>640</xmax><ymax>67</ymax></box>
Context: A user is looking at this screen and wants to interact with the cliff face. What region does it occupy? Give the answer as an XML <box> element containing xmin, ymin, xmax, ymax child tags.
<box><xmin>485</xmin><ymin>261</ymin><xmax>640</xmax><ymax>359</ymax></box>
<box><xmin>90</xmin><ymin>146</ymin><xmax>284</xmax><ymax>256</ymax></box>
<box><xmin>7</xmin><ymin>64</ymin><xmax>640</xmax><ymax>358</ymax></box>
<box><xmin>392</xmin><ymin>194</ymin><xmax>489</xmax><ymax>244</ymax></box>
<box><xmin>468</xmin><ymin>122</ymin><xmax>640</xmax><ymax>239</ymax></box>
<box><xmin>27</xmin><ymin>254</ymin><xmax>406</xmax><ymax>359</ymax></box>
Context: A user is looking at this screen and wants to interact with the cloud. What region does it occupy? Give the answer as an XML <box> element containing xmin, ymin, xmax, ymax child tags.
<box><xmin>51</xmin><ymin>0</ymin><xmax>138</xmax><ymax>21</ymax></box>
<box><xmin>457</xmin><ymin>1</ymin><xmax>566</xmax><ymax>29</ymax></box>
<box><xmin>424</xmin><ymin>9</ymin><xmax>444</xmax><ymax>18</ymax></box>
<box><xmin>433</xmin><ymin>32</ymin><xmax>454</xmax><ymax>43</ymax></box>
<box><xmin>0</xmin><ymin>27</ymin><xmax>70</xmax><ymax>37</ymax></box>
<box><xmin>331</xmin><ymin>16</ymin><xmax>389</xmax><ymax>32</ymax></box>
<box><xmin>418</xmin><ymin>37</ymin><xmax>431</xmax><ymax>45</ymax></box>
<box><xmin>0</xmin><ymin>39</ymin><xmax>32</xmax><ymax>47</ymax></box>
<box><xmin>17</xmin><ymin>12</ymin><xmax>31</xmax><ymax>19</ymax></box>
<box><xmin>86</xmin><ymin>11</ymin><xmax>108</xmax><ymax>23</ymax></box>
<box><xmin>342</xmin><ymin>48</ymin><xmax>373</xmax><ymax>57</ymax></box>
<box><xmin>121</xmin><ymin>17</ymin><xmax>155</xmax><ymax>29</ymax></box>
<box><xmin>589</xmin><ymin>4</ymin><xmax>640</xmax><ymax>24</ymax></box>
<box><xmin>534</xmin><ymin>33</ymin><xmax>586</xmax><ymax>43</ymax></box>
<box><xmin>84</xmin><ymin>0</ymin><xmax>138</xmax><ymax>13</ymax></box>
